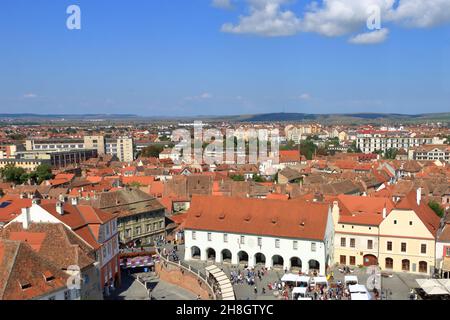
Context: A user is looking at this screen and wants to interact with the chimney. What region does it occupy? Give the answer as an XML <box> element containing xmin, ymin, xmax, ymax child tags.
<box><xmin>58</xmin><ymin>194</ymin><xmax>65</xmax><ymax>203</ymax></box>
<box><xmin>56</xmin><ymin>202</ymin><xmax>64</xmax><ymax>215</ymax></box>
<box><xmin>71</xmin><ymin>197</ymin><xmax>79</xmax><ymax>206</ymax></box>
<box><xmin>382</xmin><ymin>207</ymin><xmax>387</xmax><ymax>219</ymax></box>
<box><xmin>416</xmin><ymin>188</ymin><xmax>422</xmax><ymax>206</ymax></box>
<box><xmin>21</xmin><ymin>207</ymin><xmax>31</xmax><ymax>230</ymax></box>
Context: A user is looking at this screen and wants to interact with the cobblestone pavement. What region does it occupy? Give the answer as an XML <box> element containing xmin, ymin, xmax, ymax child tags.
<box><xmin>109</xmin><ymin>271</ymin><xmax>197</xmax><ymax>300</ymax></box>
<box><xmin>161</xmin><ymin>243</ymin><xmax>432</xmax><ymax>301</ymax></box>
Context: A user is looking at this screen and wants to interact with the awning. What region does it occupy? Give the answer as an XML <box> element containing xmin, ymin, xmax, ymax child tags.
<box><xmin>416</xmin><ymin>279</ymin><xmax>450</xmax><ymax>295</ymax></box>
<box><xmin>344</xmin><ymin>275</ymin><xmax>358</xmax><ymax>284</ymax></box>
<box><xmin>349</xmin><ymin>284</ymin><xmax>368</xmax><ymax>294</ymax></box>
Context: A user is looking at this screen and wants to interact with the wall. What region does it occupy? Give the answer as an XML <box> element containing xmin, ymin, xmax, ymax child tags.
<box><xmin>155</xmin><ymin>262</ymin><xmax>211</xmax><ymax>300</ymax></box>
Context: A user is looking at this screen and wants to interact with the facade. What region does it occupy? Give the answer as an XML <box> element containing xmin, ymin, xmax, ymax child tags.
<box><xmin>356</xmin><ymin>133</ymin><xmax>434</xmax><ymax>154</ymax></box>
<box><xmin>25</xmin><ymin>136</ymin><xmax>134</xmax><ymax>162</ymax></box>
<box><xmin>0</xmin><ymin>158</ymin><xmax>49</xmax><ymax>171</ymax></box>
<box><xmin>412</xmin><ymin>145</ymin><xmax>450</xmax><ymax>162</ymax></box>
<box><xmin>378</xmin><ymin>191</ymin><xmax>440</xmax><ymax>274</ymax></box>
<box><xmin>105</xmin><ymin>137</ymin><xmax>134</xmax><ymax>162</ymax></box>
<box><xmin>84</xmin><ymin>189</ymin><xmax>166</xmax><ymax>246</ymax></box>
<box><xmin>331</xmin><ymin>195</ymin><xmax>394</xmax><ymax>268</ymax></box>
<box><xmin>436</xmin><ymin>215</ymin><xmax>450</xmax><ymax>278</ymax></box>
<box><xmin>7</xmin><ymin>199</ymin><xmax>121</xmax><ymax>296</ymax></box>
<box><xmin>184</xmin><ymin>196</ymin><xmax>334</xmax><ymax>275</ymax></box>
<box><xmin>16</xmin><ymin>149</ymin><xmax>98</xmax><ymax>169</ymax></box>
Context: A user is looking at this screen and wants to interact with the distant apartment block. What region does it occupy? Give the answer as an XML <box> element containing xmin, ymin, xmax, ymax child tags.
<box><xmin>412</xmin><ymin>145</ymin><xmax>450</xmax><ymax>163</ymax></box>
<box><xmin>25</xmin><ymin>135</ymin><xmax>134</xmax><ymax>162</ymax></box>
<box><xmin>356</xmin><ymin>132</ymin><xmax>436</xmax><ymax>154</ymax></box>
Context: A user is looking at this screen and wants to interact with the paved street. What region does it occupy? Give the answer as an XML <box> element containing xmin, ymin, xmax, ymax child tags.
<box><xmin>162</xmin><ymin>243</ymin><xmax>432</xmax><ymax>300</ymax></box>
<box><xmin>109</xmin><ymin>271</ymin><xmax>197</xmax><ymax>300</ymax></box>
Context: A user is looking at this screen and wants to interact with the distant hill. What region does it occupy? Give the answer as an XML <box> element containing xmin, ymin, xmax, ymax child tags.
<box><xmin>0</xmin><ymin>112</ymin><xmax>449</xmax><ymax>124</ymax></box>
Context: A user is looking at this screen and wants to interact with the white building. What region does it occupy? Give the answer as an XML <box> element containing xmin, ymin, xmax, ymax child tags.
<box><xmin>183</xmin><ymin>196</ymin><xmax>334</xmax><ymax>275</ymax></box>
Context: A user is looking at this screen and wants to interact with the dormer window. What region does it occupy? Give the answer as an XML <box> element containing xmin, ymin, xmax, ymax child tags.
<box><xmin>20</xmin><ymin>282</ymin><xmax>32</xmax><ymax>290</ymax></box>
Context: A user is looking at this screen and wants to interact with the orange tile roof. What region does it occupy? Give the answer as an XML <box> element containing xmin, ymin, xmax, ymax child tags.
<box><xmin>184</xmin><ymin>195</ymin><xmax>330</xmax><ymax>241</ymax></box>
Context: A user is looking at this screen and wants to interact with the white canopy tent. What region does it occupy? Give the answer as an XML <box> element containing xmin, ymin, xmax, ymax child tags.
<box><xmin>416</xmin><ymin>279</ymin><xmax>450</xmax><ymax>296</ymax></box>
<box><xmin>312</xmin><ymin>276</ymin><xmax>328</xmax><ymax>287</ymax></box>
<box><xmin>349</xmin><ymin>284</ymin><xmax>371</xmax><ymax>300</ymax></box>
<box><xmin>281</xmin><ymin>274</ymin><xmax>311</xmax><ymax>285</ymax></box>
<box><xmin>292</xmin><ymin>287</ymin><xmax>308</xmax><ymax>300</ymax></box>
<box><xmin>344</xmin><ymin>275</ymin><xmax>359</xmax><ymax>286</ymax></box>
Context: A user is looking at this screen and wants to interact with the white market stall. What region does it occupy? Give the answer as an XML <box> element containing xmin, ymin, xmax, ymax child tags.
<box><xmin>344</xmin><ymin>275</ymin><xmax>358</xmax><ymax>286</ymax></box>
<box><xmin>349</xmin><ymin>284</ymin><xmax>371</xmax><ymax>300</ymax></box>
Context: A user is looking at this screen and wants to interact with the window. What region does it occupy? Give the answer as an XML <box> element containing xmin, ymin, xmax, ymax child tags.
<box><xmin>387</xmin><ymin>241</ymin><xmax>392</xmax><ymax>251</ymax></box>
<box><xmin>240</xmin><ymin>235</ymin><xmax>245</xmax><ymax>245</ymax></box>
<box><xmin>146</xmin><ymin>224</ymin><xmax>152</xmax><ymax>232</ymax></box>
<box><xmin>385</xmin><ymin>258</ymin><xmax>393</xmax><ymax>269</ymax></box>
<box><xmin>367</xmin><ymin>240</ymin><xmax>373</xmax><ymax>250</ymax></box>
<box><xmin>207</xmin><ymin>232</ymin><xmax>212</xmax><ymax>241</ymax></box>
<box><xmin>394</xmin><ymin>220</ymin><xmax>397</xmax><ymax>225</ymax></box>
<box><xmin>401</xmin><ymin>242</ymin><xmax>407</xmax><ymax>253</ymax></box>
<box><xmin>340</xmin><ymin>255</ymin><xmax>346</xmax><ymax>265</ymax></box>
<box><xmin>402</xmin><ymin>259</ymin><xmax>410</xmax><ymax>271</ymax></box>
<box><xmin>293</xmin><ymin>240</ymin><xmax>298</xmax><ymax>250</ymax></box>
<box><xmin>192</xmin><ymin>231</ymin><xmax>196</xmax><ymax>240</ymax></box>
<box><xmin>311</xmin><ymin>242</ymin><xmax>317</xmax><ymax>252</ymax></box>
<box><xmin>419</xmin><ymin>261</ymin><xmax>428</xmax><ymax>273</ymax></box>
<box><xmin>275</xmin><ymin>239</ymin><xmax>280</xmax><ymax>248</ymax></box>
<box><xmin>340</xmin><ymin>237</ymin><xmax>346</xmax><ymax>247</ymax></box>
<box><xmin>421</xmin><ymin>244</ymin><xmax>426</xmax><ymax>254</ymax></box>
<box><xmin>223</xmin><ymin>234</ymin><xmax>228</xmax><ymax>243</ymax></box>
<box><xmin>350</xmin><ymin>238</ymin><xmax>355</xmax><ymax>248</ymax></box>
<box><xmin>125</xmin><ymin>229</ymin><xmax>131</xmax><ymax>237</ymax></box>
<box><xmin>257</xmin><ymin>237</ymin><xmax>262</xmax><ymax>247</ymax></box>
<box><xmin>349</xmin><ymin>256</ymin><xmax>356</xmax><ymax>266</ymax></box>
<box><xmin>409</xmin><ymin>221</ymin><xmax>413</xmax><ymax>226</ymax></box>
<box><xmin>446</xmin><ymin>247</ymin><xmax>450</xmax><ymax>257</ymax></box>
<box><xmin>135</xmin><ymin>227</ymin><xmax>141</xmax><ymax>235</ymax></box>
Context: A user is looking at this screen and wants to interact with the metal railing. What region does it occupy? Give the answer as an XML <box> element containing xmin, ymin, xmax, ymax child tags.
<box><xmin>156</xmin><ymin>248</ymin><xmax>217</xmax><ymax>300</ymax></box>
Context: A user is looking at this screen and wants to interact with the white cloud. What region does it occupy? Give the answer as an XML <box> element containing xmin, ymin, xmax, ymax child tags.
<box><xmin>221</xmin><ymin>0</ymin><xmax>302</xmax><ymax>36</ymax></box>
<box><xmin>22</xmin><ymin>93</ymin><xmax>37</xmax><ymax>99</ymax></box>
<box><xmin>299</xmin><ymin>93</ymin><xmax>312</xmax><ymax>100</ymax></box>
<box><xmin>218</xmin><ymin>0</ymin><xmax>450</xmax><ymax>43</ymax></box>
<box><xmin>348</xmin><ymin>28</ymin><xmax>389</xmax><ymax>44</ymax></box>
<box><xmin>212</xmin><ymin>0</ymin><xmax>234</xmax><ymax>10</ymax></box>
<box><xmin>184</xmin><ymin>92</ymin><xmax>213</xmax><ymax>101</ymax></box>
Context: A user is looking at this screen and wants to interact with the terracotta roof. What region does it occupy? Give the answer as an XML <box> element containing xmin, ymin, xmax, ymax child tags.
<box><xmin>336</xmin><ymin>195</ymin><xmax>394</xmax><ymax>226</ymax></box>
<box><xmin>184</xmin><ymin>195</ymin><xmax>330</xmax><ymax>241</ymax></box>
<box><xmin>280</xmin><ymin>150</ymin><xmax>301</xmax><ymax>163</ymax></box>
<box><xmin>395</xmin><ymin>191</ymin><xmax>441</xmax><ymax>237</ymax></box>
<box><xmin>0</xmin><ymin>239</ymin><xmax>68</xmax><ymax>300</ymax></box>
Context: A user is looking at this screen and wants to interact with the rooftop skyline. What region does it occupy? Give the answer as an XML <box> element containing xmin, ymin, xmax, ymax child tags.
<box><xmin>0</xmin><ymin>0</ymin><xmax>449</xmax><ymax>116</ymax></box>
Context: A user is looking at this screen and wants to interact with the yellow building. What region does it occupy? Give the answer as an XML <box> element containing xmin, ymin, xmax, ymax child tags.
<box><xmin>331</xmin><ymin>190</ymin><xmax>441</xmax><ymax>275</ymax></box>
<box><xmin>332</xmin><ymin>195</ymin><xmax>394</xmax><ymax>267</ymax></box>
<box><xmin>378</xmin><ymin>190</ymin><xmax>440</xmax><ymax>274</ymax></box>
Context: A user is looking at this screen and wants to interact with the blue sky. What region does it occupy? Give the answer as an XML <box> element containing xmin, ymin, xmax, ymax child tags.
<box><xmin>0</xmin><ymin>0</ymin><xmax>449</xmax><ymax>116</ymax></box>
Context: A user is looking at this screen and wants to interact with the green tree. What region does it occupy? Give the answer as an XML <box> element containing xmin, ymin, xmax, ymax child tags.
<box><xmin>300</xmin><ymin>140</ymin><xmax>317</xmax><ymax>160</ymax></box>
<box><xmin>230</xmin><ymin>174</ymin><xmax>245</xmax><ymax>182</ymax></box>
<box><xmin>31</xmin><ymin>164</ymin><xmax>53</xmax><ymax>184</ymax></box>
<box><xmin>384</xmin><ymin>148</ymin><xmax>398</xmax><ymax>160</ymax></box>
<box><xmin>445</xmin><ymin>135</ymin><xmax>450</xmax><ymax>145</ymax></box>
<box><xmin>428</xmin><ymin>200</ymin><xmax>445</xmax><ymax>218</ymax></box>
<box><xmin>0</xmin><ymin>164</ymin><xmax>29</xmax><ymax>184</ymax></box>
<box><xmin>252</xmin><ymin>175</ymin><xmax>266</xmax><ymax>183</ymax></box>
<box><xmin>347</xmin><ymin>141</ymin><xmax>362</xmax><ymax>153</ymax></box>
<box><xmin>141</xmin><ymin>145</ymin><xmax>164</xmax><ymax>158</ymax></box>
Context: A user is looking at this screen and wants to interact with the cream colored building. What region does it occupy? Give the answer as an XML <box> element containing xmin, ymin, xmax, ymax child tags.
<box><xmin>331</xmin><ymin>195</ymin><xmax>391</xmax><ymax>268</ymax></box>
<box><xmin>378</xmin><ymin>191</ymin><xmax>439</xmax><ymax>274</ymax></box>
<box><xmin>331</xmin><ymin>191</ymin><xmax>440</xmax><ymax>275</ymax></box>
<box><xmin>84</xmin><ymin>136</ymin><xmax>106</xmax><ymax>155</ymax></box>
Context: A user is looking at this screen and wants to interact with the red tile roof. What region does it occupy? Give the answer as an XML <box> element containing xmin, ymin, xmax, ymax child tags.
<box><xmin>184</xmin><ymin>195</ymin><xmax>330</xmax><ymax>241</ymax></box>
